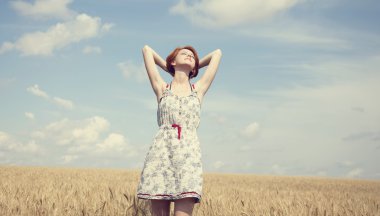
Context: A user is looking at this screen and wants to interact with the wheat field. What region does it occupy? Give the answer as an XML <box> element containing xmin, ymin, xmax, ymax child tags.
<box><xmin>0</xmin><ymin>165</ymin><xmax>379</xmax><ymax>216</ymax></box>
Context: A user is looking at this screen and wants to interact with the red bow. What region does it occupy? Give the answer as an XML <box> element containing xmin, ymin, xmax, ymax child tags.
<box><xmin>172</xmin><ymin>124</ymin><xmax>182</xmax><ymax>140</ymax></box>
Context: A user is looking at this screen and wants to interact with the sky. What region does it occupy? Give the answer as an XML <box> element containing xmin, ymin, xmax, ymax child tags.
<box><xmin>0</xmin><ymin>0</ymin><xmax>379</xmax><ymax>180</ymax></box>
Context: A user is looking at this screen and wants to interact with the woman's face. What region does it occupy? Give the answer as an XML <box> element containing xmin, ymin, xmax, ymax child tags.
<box><xmin>174</xmin><ymin>49</ymin><xmax>195</xmax><ymax>69</ymax></box>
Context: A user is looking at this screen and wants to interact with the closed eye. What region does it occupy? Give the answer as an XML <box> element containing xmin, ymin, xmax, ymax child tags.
<box><xmin>181</xmin><ymin>53</ymin><xmax>194</xmax><ymax>59</ymax></box>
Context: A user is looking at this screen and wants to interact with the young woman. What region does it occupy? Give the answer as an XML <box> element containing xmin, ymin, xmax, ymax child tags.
<box><xmin>137</xmin><ymin>45</ymin><xmax>222</xmax><ymax>216</ymax></box>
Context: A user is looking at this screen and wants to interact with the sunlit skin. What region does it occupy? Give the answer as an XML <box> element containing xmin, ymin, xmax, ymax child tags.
<box><xmin>141</xmin><ymin>45</ymin><xmax>222</xmax><ymax>216</ymax></box>
<box><xmin>142</xmin><ymin>45</ymin><xmax>222</xmax><ymax>105</ymax></box>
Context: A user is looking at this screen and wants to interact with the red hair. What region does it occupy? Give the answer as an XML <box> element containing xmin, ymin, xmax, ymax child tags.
<box><xmin>166</xmin><ymin>46</ymin><xmax>199</xmax><ymax>79</ymax></box>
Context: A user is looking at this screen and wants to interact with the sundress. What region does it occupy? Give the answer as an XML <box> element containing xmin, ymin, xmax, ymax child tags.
<box><xmin>137</xmin><ymin>82</ymin><xmax>203</xmax><ymax>203</ymax></box>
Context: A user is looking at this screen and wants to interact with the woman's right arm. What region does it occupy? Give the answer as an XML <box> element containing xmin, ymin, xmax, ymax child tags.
<box><xmin>142</xmin><ymin>45</ymin><xmax>167</xmax><ymax>100</ymax></box>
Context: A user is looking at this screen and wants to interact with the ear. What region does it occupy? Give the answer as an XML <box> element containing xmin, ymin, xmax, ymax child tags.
<box><xmin>171</xmin><ymin>60</ymin><xmax>176</xmax><ymax>66</ymax></box>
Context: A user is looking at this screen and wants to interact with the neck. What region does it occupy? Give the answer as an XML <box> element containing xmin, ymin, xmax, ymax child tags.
<box><xmin>172</xmin><ymin>70</ymin><xmax>190</xmax><ymax>84</ymax></box>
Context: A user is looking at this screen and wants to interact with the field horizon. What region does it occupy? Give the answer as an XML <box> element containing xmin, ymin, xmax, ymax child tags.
<box><xmin>2</xmin><ymin>164</ymin><xmax>378</xmax><ymax>181</ymax></box>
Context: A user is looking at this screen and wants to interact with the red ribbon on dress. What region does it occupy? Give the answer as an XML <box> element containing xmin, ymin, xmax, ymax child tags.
<box><xmin>172</xmin><ymin>124</ymin><xmax>182</xmax><ymax>140</ymax></box>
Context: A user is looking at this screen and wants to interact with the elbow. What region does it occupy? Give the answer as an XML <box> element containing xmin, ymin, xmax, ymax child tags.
<box><xmin>142</xmin><ymin>45</ymin><xmax>151</xmax><ymax>53</ymax></box>
<box><xmin>215</xmin><ymin>49</ymin><xmax>222</xmax><ymax>56</ymax></box>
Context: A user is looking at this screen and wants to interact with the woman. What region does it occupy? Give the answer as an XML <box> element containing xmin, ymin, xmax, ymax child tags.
<box><xmin>137</xmin><ymin>45</ymin><xmax>222</xmax><ymax>216</ymax></box>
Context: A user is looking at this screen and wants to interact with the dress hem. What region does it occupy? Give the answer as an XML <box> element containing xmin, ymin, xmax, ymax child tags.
<box><xmin>137</xmin><ymin>191</ymin><xmax>201</xmax><ymax>203</ymax></box>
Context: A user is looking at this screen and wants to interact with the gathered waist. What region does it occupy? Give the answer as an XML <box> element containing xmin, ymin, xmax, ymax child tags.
<box><xmin>159</xmin><ymin>124</ymin><xmax>197</xmax><ymax>140</ymax></box>
<box><xmin>159</xmin><ymin>124</ymin><xmax>197</xmax><ymax>130</ymax></box>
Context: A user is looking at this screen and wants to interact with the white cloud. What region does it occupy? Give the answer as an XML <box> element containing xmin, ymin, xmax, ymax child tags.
<box><xmin>0</xmin><ymin>131</ymin><xmax>43</xmax><ymax>154</ymax></box>
<box><xmin>95</xmin><ymin>133</ymin><xmax>128</xmax><ymax>153</ymax></box>
<box><xmin>82</xmin><ymin>45</ymin><xmax>101</xmax><ymax>54</ymax></box>
<box><xmin>31</xmin><ymin>116</ymin><xmax>137</xmax><ymax>159</ymax></box>
<box><xmin>241</xmin><ymin>122</ymin><xmax>260</xmax><ymax>139</ymax></box>
<box><xmin>117</xmin><ymin>60</ymin><xmax>147</xmax><ymax>82</ymax></box>
<box><xmin>25</xmin><ymin>112</ymin><xmax>35</xmax><ymax>120</ymax></box>
<box><xmin>8</xmin><ymin>140</ymin><xmax>41</xmax><ymax>153</ymax></box>
<box><xmin>61</xmin><ymin>154</ymin><xmax>78</xmax><ymax>164</ymax></box>
<box><xmin>271</xmin><ymin>164</ymin><xmax>286</xmax><ymax>175</ymax></box>
<box><xmin>31</xmin><ymin>131</ymin><xmax>45</xmax><ymax>139</ymax></box>
<box><xmin>27</xmin><ymin>84</ymin><xmax>49</xmax><ymax>99</ymax></box>
<box><xmin>53</xmin><ymin>97</ymin><xmax>74</xmax><ymax>110</ymax></box>
<box><xmin>169</xmin><ymin>0</ymin><xmax>301</xmax><ymax>28</ymax></box>
<box><xmin>0</xmin><ymin>131</ymin><xmax>10</xmax><ymax>144</ymax></box>
<box><xmin>1</xmin><ymin>13</ymin><xmax>112</xmax><ymax>56</ymax></box>
<box><xmin>243</xmin><ymin>162</ymin><xmax>253</xmax><ymax>170</ymax></box>
<box><xmin>37</xmin><ymin>116</ymin><xmax>110</xmax><ymax>146</ymax></box>
<box><xmin>27</xmin><ymin>84</ymin><xmax>74</xmax><ymax>110</ymax></box>
<box><xmin>0</xmin><ymin>42</ymin><xmax>14</xmax><ymax>54</ymax></box>
<box><xmin>212</xmin><ymin>160</ymin><xmax>224</xmax><ymax>169</ymax></box>
<box><xmin>10</xmin><ymin>0</ymin><xmax>76</xmax><ymax>20</ymax></box>
<box><xmin>101</xmin><ymin>23</ymin><xmax>114</xmax><ymax>33</ymax></box>
<box><xmin>346</xmin><ymin>168</ymin><xmax>363</xmax><ymax>178</ymax></box>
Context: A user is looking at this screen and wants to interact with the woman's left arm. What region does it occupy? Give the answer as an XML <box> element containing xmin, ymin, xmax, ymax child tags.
<box><xmin>195</xmin><ymin>49</ymin><xmax>222</xmax><ymax>100</ymax></box>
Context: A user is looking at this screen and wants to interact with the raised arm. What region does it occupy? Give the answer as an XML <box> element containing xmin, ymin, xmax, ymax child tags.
<box><xmin>195</xmin><ymin>49</ymin><xmax>222</xmax><ymax>101</ymax></box>
<box><xmin>142</xmin><ymin>45</ymin><xmax>168</xmax><ymax>101</ymax></box>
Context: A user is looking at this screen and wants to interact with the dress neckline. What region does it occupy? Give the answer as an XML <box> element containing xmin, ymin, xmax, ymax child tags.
<box><xmin>167</xmin><ymin>88</ymin><xmax>195</xmax><ymax>98</ymax></box>
<box><xmin>168</xmin><ymin>81</ymin><xmax>195</xmax><ymax>98</ymax></box>
<box><xmin>158</xmin><ymin>82</ymin><xmax>200</xmax><ymax>105</ymax></box>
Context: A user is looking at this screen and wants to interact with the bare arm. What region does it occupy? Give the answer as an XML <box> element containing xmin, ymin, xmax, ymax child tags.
<box><xmin>195</xmin><ymin>49</ymin><xmax>222</xmax><ymax>101</ymax></box>
<box><xmin>142</xmin><ymin>45</ymin><xmax>168</xmax><ymax>101</ymax></box>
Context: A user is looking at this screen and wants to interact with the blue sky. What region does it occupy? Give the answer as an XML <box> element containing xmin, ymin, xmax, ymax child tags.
<box><xmin>1</xmin><ymin>0</ymin><xmax>379</xmax><ymax>180</ymax></box>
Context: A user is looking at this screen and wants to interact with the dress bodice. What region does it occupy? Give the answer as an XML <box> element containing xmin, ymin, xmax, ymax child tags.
<box><xmin>157</xmin><ymin>87</ymin><xmax>201</xmax><ymax>129</ymax></box>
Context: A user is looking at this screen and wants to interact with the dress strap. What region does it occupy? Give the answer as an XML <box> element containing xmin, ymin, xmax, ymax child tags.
<box><xmin>159</xmin><ymin>83</ymin><xmax>170</xmax><ymax>103</ymax></box>
<box><xmin>189</xmin><ymin>82</ymin><xmax>195</xmax><ymax>92</ymax></box>
<box><xmin>169</xmin><ymin>81</ymin><xmax>194</xmax><ymax>92</ymax></box>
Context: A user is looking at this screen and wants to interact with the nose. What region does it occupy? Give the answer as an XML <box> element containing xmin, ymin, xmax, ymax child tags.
<box><xmin>186</xmin><ymin>54</ymin><xmax>193</xmax><ymax>60</ymax></box>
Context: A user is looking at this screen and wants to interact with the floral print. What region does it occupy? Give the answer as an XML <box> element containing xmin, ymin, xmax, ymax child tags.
<box><xmin>137</xmin><ymin>84</ymin><xmax>203</xmax><ymax>203</ymax></box>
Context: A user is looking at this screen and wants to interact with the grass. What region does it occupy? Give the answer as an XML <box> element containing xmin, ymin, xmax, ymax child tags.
<box><xmin>1</xmin><ymin>165</ymin><xmax>379</xmax><ymax>215</ymax></box>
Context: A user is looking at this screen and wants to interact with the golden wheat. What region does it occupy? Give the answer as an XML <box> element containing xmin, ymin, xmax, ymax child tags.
<box><xmin>0</xmin><ymin>165</ymin><xmax>379</xmax><ymax>216</ymax></box>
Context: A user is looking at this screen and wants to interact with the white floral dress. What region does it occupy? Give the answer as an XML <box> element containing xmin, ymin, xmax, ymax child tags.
<box><xmin>137</xmin><ymin>82</ymin><xmax>203</xmax><ymax>203</ymax></box>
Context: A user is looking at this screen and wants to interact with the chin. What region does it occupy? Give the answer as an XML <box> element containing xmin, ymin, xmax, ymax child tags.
<box><xmin>182</xmin><ymin>63</ymin><xmax>194</xmax><ymax>69</ymax></box>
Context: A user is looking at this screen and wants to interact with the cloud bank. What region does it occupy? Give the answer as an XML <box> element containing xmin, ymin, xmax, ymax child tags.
<box><xmin>170</xmin><ymin>0</ymin><xmax>301</xmax><ymax>28</ymax></box>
